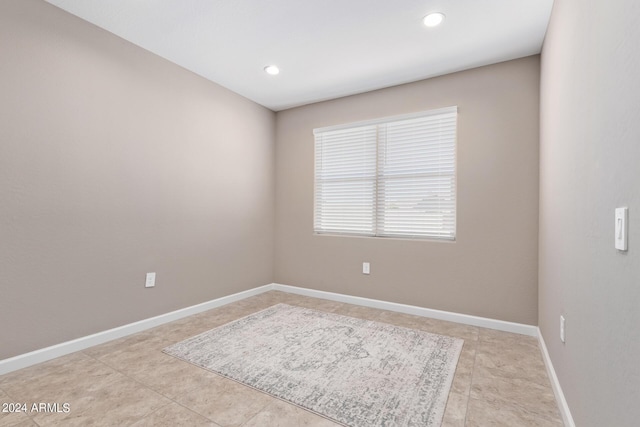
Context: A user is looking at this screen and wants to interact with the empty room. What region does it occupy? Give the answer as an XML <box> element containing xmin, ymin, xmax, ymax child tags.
<box><xmin>1</xmin><ymin>0</ymin><xmax>638</xmax><ymax>426</ymax></box>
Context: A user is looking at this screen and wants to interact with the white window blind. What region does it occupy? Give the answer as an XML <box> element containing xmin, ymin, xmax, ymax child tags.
<box><xmin>314</xmin><ymin>107</ymin><xmax>457</xmax><ymax>240</ymax></box>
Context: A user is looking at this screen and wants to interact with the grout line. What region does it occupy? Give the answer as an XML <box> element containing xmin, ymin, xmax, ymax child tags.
<box><xmin>463</xmin><ymin>341</ymin><xmax>478</xmax><ymax>426</ymax></box>
<box><xmin>238</xmin><ymin>400</ymin><xmax>274</xmax><ymax>427</ymax></box>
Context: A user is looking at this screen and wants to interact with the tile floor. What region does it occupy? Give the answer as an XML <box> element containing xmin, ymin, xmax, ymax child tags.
<box><xmin>0</xmin><ymin>291</ymin><xmax>563</xmax><ymax>426</ymax></box>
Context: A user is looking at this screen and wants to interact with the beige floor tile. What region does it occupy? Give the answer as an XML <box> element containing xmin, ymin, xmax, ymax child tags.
<box><xmin>479</xmin><ymin>327</ymin><xmax>539</xmax><ymax>349</ymax></box>
<box><xmin>376</xmin><ymin>311</ymin><xmax>479</xmax><ymax>341</ymax></box>
<box><xmin>127</xmin><ymin>353</ymin><xmax>223</xmax><ymax>401</ymax></box>
<box><xmin>130</xmin><ymin>402</ymin><xmax>220</xmax><ymax>427</ymax></box>
<box><xmin>242</xmin><ymin>400</ymin><xmax>341</xmax><ymax>427</ymax></box>
<box><xmin>82</xmin><ymin>313</ymin><xmax>227</xmax><ymax>364</ymax></box>
<box><xmin>175</xmin><ymin>375</ymin><xmax>272</xmax><ymax>426</ymax></box>
<box><xmin>188</xmin><ymin>306</ymin><xmax>258</xmax><ymax>330</ymax></box>
<box><xmin>230</xmin><ymin>295</ymin><xmax>281</xmax><ymax>313</ymax></box>
<box><xmin>475</xmin><ymin>327</ymin><xmax>552</xmax><ymax>386</ymax></box>
<box><xmin>441</xmin><ymin>391</ymin><xmax>469</xmax><ymax>427</ymax></box>
<box><xmin>0</xmin><ymin>352</ymin><xmax>88</xmax><ymax>388</ymax></box>
<box><xmin>477</xmin><ymin>336</ymin><xmax>542</xmax><ymax>365</ymax></box>
<box><xmin>83</xmin><ymin>328</ymin><xmax>174</xmax><ymax>360</ymax></box>
<box><xmin>258</xmin><ymin>291</ymin><xmax>302</xmax><ymax>304</ymax></box>
<box><xmin>230</xmin><ymin>291</ymin><xmax>298</xmax><ymax>307</ymax></box>
<box><xmin>265</xmin><ymin>292</ymin><xmax>311</xmax><ymax>304</ymax></box>
<box><xmin>474</xmin><ymin>350</ymin><xmax>551</xmax><ymax>388</ymax></box>
<box><xmin>143</xmin><ymin>328</ymin><xmax>197</xmax><ymax>348</ymax></box>
<box><xmin>31</xmin><ymin>375</ymin><xmax>170</xmax><ymax>426</ymax></box>
<box><xmin>419</xmin><ymin>318</ymin><xmax>480</xmax><ymax>341</ymax></box>
<box><xmin>376</xmin><ymin>310</ymin><xmax>436</xmax><ymax>332</ymax></box>
<box><xmin>470</xmin><ymin>373</ymin><xmax>561</xmax><ymax>423</ymax></box>
<box><xmin>449</xmin><ymin>340</ymin><xmax>476</xmax><ymax>396</ymax></box>
<box><xmin>95</xmin><ymin>343</ymin><xmax>177</xmax><ymax>380</ymax></box>
<box><xmin>329</xmin><ymin>303</ymin><xmax>383</xmax><ymax>321</ymax></box>
<box><xmin>0</xmin><ymin>389</ymin><xmax>32</xmax><ymax>427</ymax></box>
<box><xmin>466</xmin><ymin>396</ymin><xmax>563</xmax><ymax>427</ymax></box>
<box><xmin>1</xmin><ymin>353</ymin><xmax>122</xmax><ymax>404</ymax></box>
<box><xmin>97</xmin><ymin>346</ymin><xmax>229</xmax><ymax>404</ymax></box>
<box><xmin>285</xmin><ymin>296</ymin><xmax>344</xmax><ymax>312</ymax></box>
<box><xmin>146</xmin><ymin>311</ymin><xmax>239</xmax><ymax>345</ymax></box>
<box><xmin>160</xmin><ymin>309</ymin><xmax>259</xmax><ymax>341</ymax></box>
<box><xmin>209</xmin><ymin>302</ymin><xmax>267</xmax><ymax>319</ymax></box>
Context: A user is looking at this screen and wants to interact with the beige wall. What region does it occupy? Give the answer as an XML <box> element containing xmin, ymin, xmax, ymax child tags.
<box><xmin>539</xmin><ymin>0</ymin><xmax>640</xmax><ymax>425</ymax></box>
<box><xmin>0</xmin><ymin>1</ymin><xmax>546</xmax><ymax>363</ymax></box>
<box><xmin>275</xmin><ymin>56</ymin><xmax>540</xmax><ymax>325</ymax></box>
<box><xmin>0</xmin><ymin>0</ymin><xmax>275</xmax><ymax>359</ymax></box>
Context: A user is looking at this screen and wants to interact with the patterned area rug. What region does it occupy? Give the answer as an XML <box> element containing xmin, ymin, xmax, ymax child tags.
<box><xmin>163</xmin><ymin>303</ymin><xmax>463</xmax><ymax>427</ymax></box>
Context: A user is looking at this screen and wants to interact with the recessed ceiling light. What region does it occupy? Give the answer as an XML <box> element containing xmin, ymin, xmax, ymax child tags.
<box><xmin>264</xmin><ymin>65</ymin><xmax>280</xmax><ymax>75</ymax></box>
<box><xmin>423</xmin><ymin>12</ymin><xmax>445</xmax><ymax>27</ymax></box>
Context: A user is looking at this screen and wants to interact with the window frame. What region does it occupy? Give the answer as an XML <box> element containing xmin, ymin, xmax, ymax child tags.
<box><xmin>313</xmin><ymin>106</ymin><xmax>458</xmax><ymax>241</ymax></box>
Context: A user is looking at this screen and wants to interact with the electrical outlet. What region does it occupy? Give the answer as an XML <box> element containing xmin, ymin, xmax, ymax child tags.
<box><xmin>560</xmin><ymin>315</ymin><xmax>566</xmax><ymax>343</ymax></box>
<box><xmin>145</xmin><ymin>272</ymin><xmax>156</xmax><ymax>288</ymax></box>
<box><xmin>362</xmin><ymin>262</ymin><xmax>370</xmax><ymax>275</ymax></box>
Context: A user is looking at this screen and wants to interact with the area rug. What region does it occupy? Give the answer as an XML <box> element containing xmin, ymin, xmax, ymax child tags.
<box><xmin>163</xmin><ymin>303</ymin><xmax>463</xmax><ymax>427</ymax></box>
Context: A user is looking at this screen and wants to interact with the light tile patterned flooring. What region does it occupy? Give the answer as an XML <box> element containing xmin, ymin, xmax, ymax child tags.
<box><xmin>0</xmin><ymin>291</ymin><xmax>563</xmax><ymax>426</ymax></box>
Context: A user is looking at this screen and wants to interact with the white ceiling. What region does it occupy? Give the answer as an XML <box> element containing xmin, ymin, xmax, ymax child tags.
<box><xmin>45</xmin><ymin>0</ymin><xmax>554</xmax><ymax>111</ymax></box>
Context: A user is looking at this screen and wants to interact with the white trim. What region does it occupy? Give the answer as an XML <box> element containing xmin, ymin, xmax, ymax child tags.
<box><xmin>0</xmin><ymin>282</ymin><xmax>540</xmax><ymax>377</ymax></box>
<box><xmin>1</xmin><ymin>282</ymin><xmax>572</xmax><ymax>426</ymax></box>
<box><xmin>538</xmin><ymin>328</ymin><xmax>576</xmax><ymax>427</ymax></box>
<box><xmin>313</xmin><ymin>106</ymin><xmax>458</xmax><ymax>134</ymax></box>
<box><xmin>0</xmin><ymin>284</ymin><xmax>274</xmax><ymax>375</ymax></box>
<box><xmin>271</xmin><ymin>283</ymin><xmax>538</xmax><ymax>336</ymax></box>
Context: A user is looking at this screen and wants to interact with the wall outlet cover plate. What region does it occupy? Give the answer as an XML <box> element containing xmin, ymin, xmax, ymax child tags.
<box><xmin>145</xmin><ymin>272</ymin><xmax>156</xmax><ymax>288</ymax></box>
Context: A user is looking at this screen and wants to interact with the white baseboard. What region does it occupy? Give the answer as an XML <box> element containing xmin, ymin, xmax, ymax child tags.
<box><xmin>0</xmin><ymin>284</ymin><xmax>274</xmax><ymax>376</ymax></box>
<box><xmin>0</xmin><ymin>282</ymin><xmax>538</xmax><ymax>377</ymax></box>
<box><xmin>2</xmin><ymin>282</ymin><xmax>573</xmax><ymax>426</ymax></box>
<box><xmin>537</xmin><ymin>329</ymin><xmax>575</xmax><ymax>427</ymax></box>
<box><xmin>271</xmin><ymin>283</ymin><xmax>538</xmax><ymax>337</ymax></box>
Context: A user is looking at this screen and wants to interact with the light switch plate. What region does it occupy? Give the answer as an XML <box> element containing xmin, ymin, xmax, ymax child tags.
<box><xmin>615</xmin><ymin>207</ymin><xmax>628</xmax><ymax>251</ymax></box>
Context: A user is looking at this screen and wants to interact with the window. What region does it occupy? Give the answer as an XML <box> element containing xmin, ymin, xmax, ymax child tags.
<box><xmin>314</xmin><ymin>106</ymin><xmax>457</xmax><ymax>240</ymax></box>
